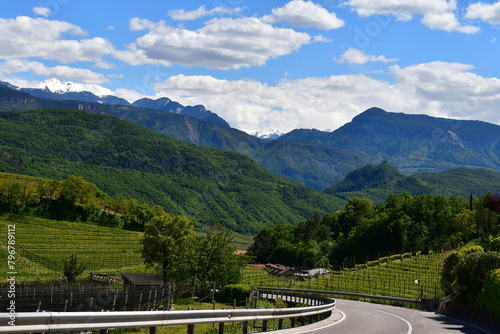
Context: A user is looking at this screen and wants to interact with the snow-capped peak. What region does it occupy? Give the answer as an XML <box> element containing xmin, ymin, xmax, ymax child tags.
<box><xmin>35</xmin><ymin>78</ymin><xmax>114</xmax><ymax>97</ymax></box>
<box><xmin>38</xmin><ymin>78</ymin><xmax>87</xmax><ymax>94</ymax></box>
<box><xmin>250</xmin><ymin>129</ymin><xmax>284</xmax><ymax>140</ymax></box>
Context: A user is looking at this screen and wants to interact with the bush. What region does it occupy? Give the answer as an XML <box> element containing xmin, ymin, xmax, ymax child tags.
<box><xmin>441</xmin><ymin>245</ymin><xmax>484</xmax><ymax>296</ymax></box>
<box><xmin>63</xmin><ymin>253</ymin><xmax>86</xmax><ymax>281</ymax></box>
<box><xmin>217</xmin><ymin>284</ymin><xmax>251</xmax><ymax>304</ymax></box>
<box><xmin>454</xmin><ymin>251</ymin><xmax>500</xmax><ymax>301</ymax></box>
<box><xmin>473</xmin><ymin>268</ymin><xmax>500</xmax><ymax>318</ymax></box>
<box><xmin>489</xmin><ymin>237</ymin><xmax>500</xmax><ymax>252</ymax></box>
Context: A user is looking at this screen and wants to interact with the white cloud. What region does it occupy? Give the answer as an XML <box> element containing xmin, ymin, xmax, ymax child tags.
<box><xmin>0</xmin><ymin>59</ymin><xmax>108</xmax><ymax>84</ymax></box>
<box><xmin>0</xmin><ymin>16</ymin><xmax>114</xmax><ymax>63</ymax></box>
<box><xmin>263</xmin><ymin>0</ymin><xmax>344</xmax><ymax>30</ymax></box>
<box><xmin>390</xmin><ymin>61</ymin><xmax>500</xmax><ymax>120</ymax></box>
<box><xmin>151</xmin><ymin>62</ymin><xmax>500</xmax><ymax>133</ymax></box>
<box><xmin>336</xmin><ymin>48</ymin><xmax>398</xmax><ymax>64</ymax></box>
<box><xmin>32</xmin><ymin>7</ymin><xmax>51</xmax><ymax>17</ymax></box>
<box><xmin>153</xmin><ymin>74</ymin><xmax>404</xmax><ymax>133</ymax></box>
<box><xmin>346</xmin><ymin>0</ymin><xmax>455</xmax><ymax>20</ymax></box>
<box><xmin>466</xmin><ymin>1</ymin><xmax>500</xmax><ymax>25</ymax></box>
<box><xmin>421</xmin><ymin>11</ymin><xmax>479</xmax><ymax>33</ymax></box>
<box><xmin>168</xmin><ymin>5</ymin><xmax>243</xmax><ymax>21</ymax></box>
<box><xmin>346</xmin><ymin>0</ymin><xmax>479</xmax><ymax>33</ymax></box>
<box><xmin>93</xmin><ymin>61</ymin><xmax>117</xmax><ymax>69</ymax></box>
<box><xmin>114</xmin><ymin>88</ymin><xmax>150</xmax><ymax>103</ymax></box>
<box><xmin>118</xmin><ymin>17</ymin><xmax>311</xmax><ymax>70</ymax></box>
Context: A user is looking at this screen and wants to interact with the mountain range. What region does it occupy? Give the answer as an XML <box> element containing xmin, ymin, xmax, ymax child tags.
<box><xmin>0</xmin><ymin>108</ymin><xmax>345</xmax><ymax>234</ymax></box>
<box><xmin>278</xmin><ymin>107</ymin><xmax>500</xmax><ymax>175</ymax></box>
<box><xmin>0</xmin><ymin>80</ymin><xmax>369</xmax><ymax>190</ymax></box>
<box><xmin>1</xmin><ymin>79</ymin><xmax>500</xmax><ymax>192</ymax></box>
<box><xmin>1</xmin><ymin>79</ymin><xmax>500</xmax><ymax>233</ymax></box>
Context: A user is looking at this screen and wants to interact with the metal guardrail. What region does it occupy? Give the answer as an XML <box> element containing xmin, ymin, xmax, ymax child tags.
<box><xmin>257</xmin><ymin>286</ymin><xmax>421</xmax><ymax>305</ymax></box>
<box><xmin>0</xmin><ymin>288</ymin><xmax>336</xmax><ymax>333</ymax></box>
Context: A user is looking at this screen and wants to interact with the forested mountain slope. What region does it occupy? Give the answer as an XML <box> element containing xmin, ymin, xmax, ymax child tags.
<box><xmin>0</xmin><ymin>108</ymin><xmax>345</xmax><ymax>233</ymax></box>
<box><xmin>324</xmin><ymin>163</ymin><xmax>500</xmax><ymax>203</ymax></box>
<box><xmin>0</xmin><ymin>85</ymin><xmax>369</xmax><ymax>191</ymax></box>
<box><xmin>279</xmin><ymin>107</ymin><xmax>500</xmax><ymax>175</ymax></box>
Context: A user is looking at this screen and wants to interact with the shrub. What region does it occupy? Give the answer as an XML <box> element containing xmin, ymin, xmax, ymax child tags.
<box><xmin>441</xmin><ymin>245</ymin><xmax>484</xmax><ymax>296</ymax></box>
<box><xmin>489</xmin><ymin>237</ymin><xmax>500</xmax><ymax>252</ymax></box>
<box><xmin>217</xmin><ymin>284</ymin><xmax>251</xmax><ymax>304</ymax></box>
<box><xmin>63</xmin><ymin>253</ymin><xmax>86</xmax><ymax>281</ymax></box>
<box><xmin>454</xmin><ymin>251</ymin><xmax>500</xmax><ymax>301</ymax></box>
<box><xmin>472</xmin><ymin>268</ymin><xmax>500</xmax><ymax>318</ymax></box>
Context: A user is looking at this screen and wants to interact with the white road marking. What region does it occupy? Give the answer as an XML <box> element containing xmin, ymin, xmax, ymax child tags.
<box><xmin>285</xmin><ymin>309</ymin><xmax>347</xmax><ymax>334</ymax></box>
<box><xmin>373</xmin><ymin>309</ymin><xmax>413</xmax><ymax>334</ymax></box>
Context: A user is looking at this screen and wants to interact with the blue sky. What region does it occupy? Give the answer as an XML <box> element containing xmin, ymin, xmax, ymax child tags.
<box><xmin>1</xmin><ymin>0</ymin><xmax>500</xmax><ymax>134</ymax></box>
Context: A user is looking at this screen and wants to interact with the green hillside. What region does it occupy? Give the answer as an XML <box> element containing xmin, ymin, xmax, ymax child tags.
<box><xmin>0</xmin><ymin>214</ymin><xmax>144</xmax><ymax>281</ymax></box>
<box><xmin>324</xmin><ymin>163</ymin><xmax>500</xmax><ymax>203</ymax></box>
<box><xmin>0</xmin><ymin>109</ymin><xmax>345</xmax><ymax>233</ymax></box>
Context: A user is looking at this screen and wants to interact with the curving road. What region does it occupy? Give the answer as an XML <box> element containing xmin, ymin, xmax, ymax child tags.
<box><xmin>275</xmin><ymin>299</ymin><xmax>492</xmax><ymax>334</ymax></box>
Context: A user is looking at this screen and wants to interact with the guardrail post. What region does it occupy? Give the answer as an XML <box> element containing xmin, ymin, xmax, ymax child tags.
<box><xmin>218</xmin><ymin>322</ymin><xmax>225</xmax><ymax>334</ymax></box>
<box><xmin>291</xmin><ymin>317</ymin><xmax>296</xmax><ymax>328</ymax></box>
<box><xmin>242</xmin><ymin>321</ymin><xmax>249</xmax><ymax>333</ymax></box>
<box><xmin>278</xmin><ymin>318</ymin><xmax>283</xmax><ymax>329</ymax></box>
<box><xmin>262</xmin><ymin>320</ymin><xmax>268</xmax><ymax>332</ymax></box>
<box><xmin>149</xmin><ymin>327</ymin><xmax>157</xmax><ymax>334</ymax></box>
<box><xmin>187</xmin><ymin>324</ymin><xmax>194</xmax><ymax>334</ymax></box>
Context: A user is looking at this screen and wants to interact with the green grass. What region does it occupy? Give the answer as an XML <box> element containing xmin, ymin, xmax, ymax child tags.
<box><xmin>242</xmin><ymin>252</ymin><xmax>444</xmax><ymax>300</ymax></box>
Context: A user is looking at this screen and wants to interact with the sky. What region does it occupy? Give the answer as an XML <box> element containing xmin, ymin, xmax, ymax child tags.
<box><xmin>1</xmin><ymin>0</ymin><xmax>500</xmax><ymax>134</ymax></box>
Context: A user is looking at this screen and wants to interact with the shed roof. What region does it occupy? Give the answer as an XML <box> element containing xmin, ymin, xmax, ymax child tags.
<box><xmin>121</xmin><ymin>272</ymin><xmax>164</xmax><ymax>286</ymax></box>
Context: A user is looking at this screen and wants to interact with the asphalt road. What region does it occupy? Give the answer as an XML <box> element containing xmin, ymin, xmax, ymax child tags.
<box><xmin>275</xmin><ymin>299</ymin><xmax>493</xmax><ymax>334</ymax></box>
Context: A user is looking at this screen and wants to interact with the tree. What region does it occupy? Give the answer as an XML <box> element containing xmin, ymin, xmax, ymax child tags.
<box><xmin>196</xmin><ymin>224</ymin><xmax>248</xmax><ymax>287</ymax></box>
<box><xmin>142</xmin><ymin>213</ymin><xmax>197</xmax><ymax>282</ymax></box>
<box><xmin>59</xmin><ymin>175</ymin><xmax>99</xmax><ymax>207</ymax></box>
<box><xmin>247</xmin><ymin>226</ymin><xmax>273</xmax><ymax>263</ymax></box>
<box><xmin>63</xmin><ymin>253</ymin><xmax>86</xmax><ymax>281</ymax></box>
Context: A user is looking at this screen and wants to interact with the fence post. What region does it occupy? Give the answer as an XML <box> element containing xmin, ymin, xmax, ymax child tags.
<box><xmin>262</xmin><ymin>320</ymin><xmax>268</xmax><ymax>332</ymax></box>
<box><xmin>242</xmin><ymin>321</ymin><xmax>249</xmax><ymax>333</ymax></box>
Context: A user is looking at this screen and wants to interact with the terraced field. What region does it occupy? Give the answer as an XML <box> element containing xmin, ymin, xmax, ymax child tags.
<box><xmin>0</xmin><ymin>214</ymin><xmax>144</xmax><ymax>281</ymax></box>
<box><xmin>243</xmin><ymin>252</ymin><xmax>444</xmax><ymax>300</ymax></box>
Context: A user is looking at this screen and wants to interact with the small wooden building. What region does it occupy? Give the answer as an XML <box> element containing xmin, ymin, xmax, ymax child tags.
<box><xmin>122</xmin><ymin>272</ymin><xmax>164</xmax><ymax>291</ymax></box>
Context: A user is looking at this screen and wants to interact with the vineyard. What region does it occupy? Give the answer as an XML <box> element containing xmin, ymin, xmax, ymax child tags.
<box><xmin>0</xmin><ymin>210</ymin><xmax>447</xmax><ymax>307</ymax></box>
<box><xmin>242</xmin><ymin>252</ymin><xmax>445</xmax><ymax>301</ymax></box>
<box><xmin>0</xmin><ymin>214</ymin><xmax>145</xmax><ymax>281</ymax></box>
